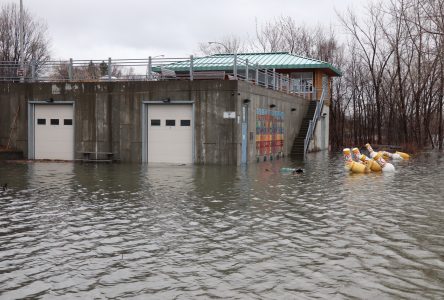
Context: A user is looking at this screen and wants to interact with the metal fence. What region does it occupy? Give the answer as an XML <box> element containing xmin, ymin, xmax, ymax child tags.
<box><xmin>0</xmin><ymin>56</ymin><xmax>316</xmax><ymax>98</ymax></box>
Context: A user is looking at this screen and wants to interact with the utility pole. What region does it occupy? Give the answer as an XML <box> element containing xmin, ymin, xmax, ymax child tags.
<box><xmin>19</xmin><ymin>0</ymin><xmax>25</xmax><ymax>82</ymax></box>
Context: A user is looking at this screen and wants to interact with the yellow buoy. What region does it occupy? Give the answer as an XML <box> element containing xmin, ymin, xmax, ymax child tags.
<box><xmin>344</xmin><ymin>148</ymin><xmax>369</xmax><ymax>173</ymax></box>
<box><xmin>365</xmin><ymin>143</ymin><xmax>377</xmax><ymax>158</ymax></box>
<box><xmin>352</xmin><ymin>147</ymin><xmax>362</xmax><ymax>161</ymax></box>
<box><xmin>359</xmin><ymin>154</ymin><xmax>382</xmax><ymax>172</ymax></box>
<box><xmin>395</xmin><ymin>151</ymin><xmax>410</xmax><ymax>160</ymax></box>
<box><xmin>373</xmin><ymin>152</ymin><xmax>395</xmax><ymax>172</ymax></box>
<box><xmin>382</xmin><ymin>151</ymin><xmax>391</xmax><ymax>160</ymax></box>
<box><xmin>346</xmin><ymin>161</ymin><xmax>369</xmax><ymax>173</ymax></box>
<box><xmin>366</xmin><ymin>159</ymin><xmax>382</xmax><ymax>172</ymax></box>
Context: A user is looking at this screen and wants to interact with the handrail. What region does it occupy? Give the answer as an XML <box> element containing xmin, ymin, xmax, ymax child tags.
<box><xmin>304</xmin><ymin>84</ymin><xmax>326</xmax><ymax>155</ymax></box>
<box><xmin>0</xmin><ymin>56</ymin><xmax>316</xmax><ymax>97</ymax></box>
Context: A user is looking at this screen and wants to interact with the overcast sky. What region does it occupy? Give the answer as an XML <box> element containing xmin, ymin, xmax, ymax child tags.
<box><xmin>22</xmin><ymin>0</ymin><xmax>368</xmax><ymax>60</ymax></box>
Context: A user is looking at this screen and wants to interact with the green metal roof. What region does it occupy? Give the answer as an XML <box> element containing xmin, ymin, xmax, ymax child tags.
<box><xmin>157</xmin><ymin>52</ymin><xmax>341</xmax><ymax>76</ymax></box>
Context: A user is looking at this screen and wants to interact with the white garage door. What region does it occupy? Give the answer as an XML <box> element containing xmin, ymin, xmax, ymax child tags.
<box><xmin>34</xmin><ymin>104</ymin><xmax>74</xmax><ymax>160</ymax></box>
<box><xmin>147</xmin><ymin>104</ymin><xmax>193</xmax><ymax>164</ymax></box>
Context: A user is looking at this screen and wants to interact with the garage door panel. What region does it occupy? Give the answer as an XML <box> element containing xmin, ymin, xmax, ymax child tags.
<box><xmin>147</xmin><ymin>104</ymin><xmax>193</xmax><ymax>164</ymax></box>
<box><xmin>34</xmin><ymin>105</ymin><xmax>74</xmax><ymax>160</ymax></box>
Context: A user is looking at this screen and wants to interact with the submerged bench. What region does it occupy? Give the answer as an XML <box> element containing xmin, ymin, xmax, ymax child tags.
<box><xmin>79</xmin><ymin>151</ymin><xmax>114</xmax><ymax>163</ymax></box>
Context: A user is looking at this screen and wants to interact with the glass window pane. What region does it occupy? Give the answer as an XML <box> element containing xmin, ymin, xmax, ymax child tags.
<box><xmin>151</xmin><ymin>119</ymin><xmax>161</xmax><ymax>126</ymax></box>
<box><xmin>50</xmin><ymin>119</ymin><xmax>59</xmax><ymax>125</ymax></box>
<box><xmin>166</xmin><ymin>120</ymin><xmax>175</xmax><ymax>126</ymax></box>
<box><xmin>37</xmin><ymin>118</ymin><xmax>46</xmax><ymax>125</ymax></box>
<box><xmin>64</xmin><ymin>119</ymin><xmax>73</xmax><ymax>125</ymax></box>
<box><xmin>180</xmin><ymin>120</ymin><xmax>191</xmax><ymax>126</ymax></box>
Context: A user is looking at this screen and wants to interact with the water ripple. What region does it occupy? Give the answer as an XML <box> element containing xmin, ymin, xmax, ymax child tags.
<box><xmin>1</xmin><ymin>153</ymin><xmax>444</xmax><ymax>298</ymax></box>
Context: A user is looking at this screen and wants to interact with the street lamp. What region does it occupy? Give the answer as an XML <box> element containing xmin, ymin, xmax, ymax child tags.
<box><xmin>146</xmin><ymin>55</ymin><xmax>165</xmax><ymax>80</ymax></box>
<box><xmin>208</xmin><ymin>41</ymin><xmax>238</xmax><ymax>79</ymax></box>
<box><xmin>208</xmin><ymin>41</ymin><xmax>231</xmax><ymax>53</ymax></box>
<box><xmin>19</xmin><ymin>0</ymin><xmax>24</xmax><ymax>82</ymax></box>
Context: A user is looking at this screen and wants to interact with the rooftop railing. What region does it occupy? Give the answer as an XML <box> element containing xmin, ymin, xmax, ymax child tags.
<box><xmin>0</xmin><ymin>56</ymin><xmax>317</xmax><ymax>99</ymax></box>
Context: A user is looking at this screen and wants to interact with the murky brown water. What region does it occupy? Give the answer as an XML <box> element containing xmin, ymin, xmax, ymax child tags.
<box><xmin>1</xmin><ymin>151</ymin><xmax>444</xmax><ymax>299</ymax></box>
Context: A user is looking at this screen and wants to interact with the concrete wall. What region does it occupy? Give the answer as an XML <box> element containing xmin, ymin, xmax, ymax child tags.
<box><xmin>0</xmin><ymin>80</ymin><xmax>310</xmax><ymax>164</ymax></box>
<box><xmin>308</xmin><ymin>105</ymin><xmax>329</xmax><ymax>152</ymax></box>
<box><xmin>237</xmin><ymin>81</ymin><xmax>309</xmax><ymax>163</ymax></box>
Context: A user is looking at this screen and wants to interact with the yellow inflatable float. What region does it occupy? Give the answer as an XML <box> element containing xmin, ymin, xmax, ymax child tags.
<box><xmin>361</xmin><ymin>155</ymin><xmax>382</xmax><ymax>172</ymax></box>
<box><xmin>382</xmin><ymin>150</ymin><xmax>410</xmax><ymax>160</ymax></box>
<box><xmin>352</xmin><ymin>147</ymin><xmax>382</xmax><ymax>172</ymax></box>
<box><xmin>366</xmin><ymin>143</ymin><xmax>411</xmax><ymax>160</ymax></box>
<box><xmin>373</xmin><ymin>152</ymin><xmax>395</xmax><ymax>172</ymax></box>
<box><xmin>343</xmin><ymin>148</ymin><xmax>369</xmax><ymax>173</ymax></box>
<box><xmin>365</xmin><ymin>143</ymin><xmax>377</xmax><ymax>158</ymax></box>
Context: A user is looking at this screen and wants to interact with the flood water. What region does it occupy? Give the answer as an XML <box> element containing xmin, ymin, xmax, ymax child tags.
<box><xmin>1</xmin><ymin>151</ymin><xmax>444</xmax><ymax>299</ymax></box>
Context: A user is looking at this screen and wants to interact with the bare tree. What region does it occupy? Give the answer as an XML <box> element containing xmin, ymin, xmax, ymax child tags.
<box><xmin>0</xmin><ymin>2</ymin><xmax>50</xmax><ymax>77</ymax></box>
<box><xmin>338</xmin><ymin>3</ymin><xmax>394</xmax><ymax>144</ymax></box>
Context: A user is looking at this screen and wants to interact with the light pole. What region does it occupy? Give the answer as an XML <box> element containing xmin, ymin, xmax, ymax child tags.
<box><xmin>208</xmin><ymin>41</ymin><xmax>231</xmax><ymax>53</ymax></box>
<box><xmin>19</xmin><ymin>0</ymin><xmax>24</xmax><ymax>82</ymax></box>
<box><xmin>208</xmin><ymin>41</ymin><xmax>237</xmax><ymax>79</ymax></box>
<box><xmin>147</xmin><ymin>55</ymin><xmax>164</xmax><ymax>80</ymax></box>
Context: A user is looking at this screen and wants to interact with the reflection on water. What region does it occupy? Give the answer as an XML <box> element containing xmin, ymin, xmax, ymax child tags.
<box><xmin>1</xmin><ymin>152</ymin><xmax>444</xmax><ymax>299</ymax></box>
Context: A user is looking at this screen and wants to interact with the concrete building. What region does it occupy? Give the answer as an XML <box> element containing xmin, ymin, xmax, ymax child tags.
<box><xmin>0</xmin><ymin>52</ymin><xmax>340</xmax><ymax>164</ymax></box>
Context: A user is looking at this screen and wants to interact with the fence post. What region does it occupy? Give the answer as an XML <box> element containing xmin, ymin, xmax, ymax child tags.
<box><xmin>108</xmin><ymin>57</ymin><xmax>112</xmax><ymax>80</ymax></box>
<box><xmin>68</xmin><ymin>58</ymin><xmax>73</xmax><ymax>81</ymax></box>
<box><xmin>273</xmin><ymin>68</ymin><xmax>276</xmax><ymax>90</ymax></box>
<box><xmin>255</xmin><ymin>64</ymin><xmax>259</xmax><ymax>85</ymax></box>
<box><xmin>245</xmin><ymin>59</ymin><xmax>249</xmax><ymax>82</ymax></box>
<box><xmin>190</xmin><ymin>55</ymin><xmax>194</xmax><ymax>81</ymax></box>
<box><xmin>265</xmin><ymin>69</ymin><xmax>268</xmax><ymax>88</ymax></box>
<box><xmin>233</xmin><ymin>53</ymin><xmax>237</xmax><ymax>79</ymax></box>
<box><xmin>147</xmin><ymin>56</ymin><xmax>152</xmax><ymax>80</ymax></box>
<box><xmin>287</xmin><ymin>74</ymin><xmax>290</xmax><ymax>93</ymax></box>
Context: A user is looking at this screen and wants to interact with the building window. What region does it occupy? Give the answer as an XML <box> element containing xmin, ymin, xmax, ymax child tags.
<box><xmin>291</xmin><ymin>72</ymin><xmax>313</xmax><ymax>93</ymax></box>
<box><xmin>64</xmin><ymin>119</ymin><xmax>73</xmax><ymax>125</ymax></box>
<box><xmin>180</xmin><ymin>120</ymin><xmax>191</xmax><ymax>126</ymax></box>
<box><xmin>37</xmin><ymin>118</ymin><xmax>46</xmax><ymax>125</ymax></box>
<box><xmin>50</xmin><ymin>119</ymin><xmax>59</xmax><ymax>125</ymax></box>
<box><xmin>151</xmin><ymin>119</ymin><xmax>161</xmax><ymax>126</ymax></box>
<box><xmin>166</xmin><ymin>119</ymin><xmax>176</xmax><ymax>126</ymax></box>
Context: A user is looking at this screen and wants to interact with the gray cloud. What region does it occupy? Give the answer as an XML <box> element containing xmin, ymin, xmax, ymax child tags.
<box><xmin>23</xmin><ymin>0</ymin><xmax>365</xmax><ymax>59</ymax></box>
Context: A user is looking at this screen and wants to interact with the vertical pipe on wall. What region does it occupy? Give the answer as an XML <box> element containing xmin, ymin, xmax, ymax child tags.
<box><xmin>27</xmin><ymin>103</ymin><xmax>34</xmax><ymax>159</ymax></box>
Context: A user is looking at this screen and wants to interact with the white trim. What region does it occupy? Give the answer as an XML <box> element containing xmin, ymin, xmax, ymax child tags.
<box><xmin>141</xmin><ymin>100</ymin><xmax>195</xmax><ymax>163</ymax></box>
<box><xmin>28</xmin><ymin>101</ymin><xmax>75</xmax><ymax>160</ymax></box>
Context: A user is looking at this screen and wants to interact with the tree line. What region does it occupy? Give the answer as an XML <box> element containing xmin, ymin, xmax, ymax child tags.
<box><xmin>1</xmin><ymin>0</ymin><xmax>443</xmax><ymax>150</ymax></box>
<box><xmin>201</xmin><ymin>0</ymin><xmax>444</xmax><ymax>150</ymax></box>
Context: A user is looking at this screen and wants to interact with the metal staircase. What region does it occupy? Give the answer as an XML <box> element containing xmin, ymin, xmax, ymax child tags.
<box><xmin>290</xmin><ymin>100</ymin><xmax>318</xmax><ymax>156</ymax></box>
<box><xmin>291</xmin><ymin>83</ymin><xmax>327</xmax><ymax>157</ymax></box>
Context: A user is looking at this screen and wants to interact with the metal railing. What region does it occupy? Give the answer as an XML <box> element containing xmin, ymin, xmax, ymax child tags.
<box><xmin>0</xmin><ymin>56</ymin><xmax>315</xmax><ymax>97</ymax></box>
<box><xmin>303</xmin><ymin>81</ymin><xmax>327</xmax><ymax>155</ymax></box>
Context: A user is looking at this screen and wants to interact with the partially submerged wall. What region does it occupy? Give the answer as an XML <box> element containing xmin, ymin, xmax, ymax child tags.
<box><xmin>0</xmin><ymin>81</ymin><xmax>310</xmax><ymax>164</ymax></box>
<box><xmin>308</xmin><ymin>105</ymin><xmax>329</xmax><ymax>152</ymax></box>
